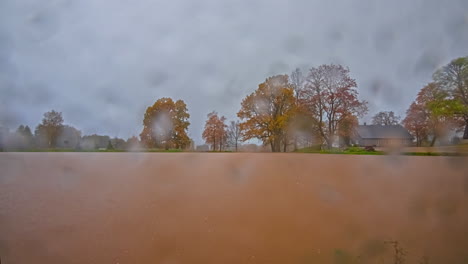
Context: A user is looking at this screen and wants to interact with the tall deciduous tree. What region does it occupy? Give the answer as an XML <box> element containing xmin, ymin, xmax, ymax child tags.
<box><xmin>372</xmin><ymin>111</ymin><xmax>401</xmax><ymax>125</ymax></box>
<box><xmin>433</xmin><ymin>56</ymin><xmax>468</xmax><ymax>138</ymax></box>
<box><xmin>227</xmin><ymin>120</ymin><xmax>241</xmax><ymax>152</ymax></box>
<box><xmin>237</xmin><ymin>75</ymin><xmax>296</xmax><ymax>152</ymax></box>
<box><xmin>403</xmin><ymin>102</ymin><xmax>428</xmax><ymax>147</ymax></box>
<box><xmin>14</xmin><ymin>125</ymin><xmax>34</xmax><ymax>149</ymax></box>
<box><xmin>35</xmin><ymin>110</ymin><xmax>64</xmax><ymax>148</ymax></box>
<box><xmin>302</xmin><ymin>64</ymin><xmax>367</xmax><ymax>149</ymax></box>
<box><xmin>403</xmin><ymin>82</ymin><xmax>462</xmax><ymax>146</ymax></box>
<box><xmin>202</xmin><ymin>111</ymin><xmax>227</xmax><ymax>151</ymax></box>
<box><xmin>173</xmin><ymin>100</ymin><xmax>191</xmax><ymax>149</ymax></box>
<box><xmin>140</xmin><ymin>97</ymin><xmax>191</xmax><ymax>149</ymax></box>
<box><xmin>416</xmin><ymin>82</ymin><xmax>462</xmax><ymax>146</ymax></box>
<box><xmin>290</xmin><ymin>68</ymin><xmax>306</xmax><ymax>150</ymax></box>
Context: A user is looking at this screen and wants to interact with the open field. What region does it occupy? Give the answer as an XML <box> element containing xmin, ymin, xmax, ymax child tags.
<box><xmin>1</xmin><ymin>153</ymin><xmax>468</xmax><ymax>264</ymax></box>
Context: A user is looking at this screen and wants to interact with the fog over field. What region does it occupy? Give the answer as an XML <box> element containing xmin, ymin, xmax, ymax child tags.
<box><xmin>1</xmin><ymin>153</ymin><xmax>468</xmax><ymax>263</ymax></box>
<box><xmin>1</xmin><ymin>0</ymin><xmax>468</xmax><ymax>143</ymax></box>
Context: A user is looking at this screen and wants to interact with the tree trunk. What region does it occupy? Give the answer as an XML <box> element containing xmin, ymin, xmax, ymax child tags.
<box><xmin>463</xmin><ymin>121</ymin><xmax>468</xmax><ymax>139</ymax></box>
<box><xmin>283</xmin><ymin>136</ymin><xmax>288</xmax><ymax>152</ymax></box>
<box><xmin>430</xmin><ymin>136</ymin><xmax>437</xmax><ymax>147</ymax></box>
<box><xmin>219</xmin><ymin>134</ymin><xmax>222</xmax><ymax>151</ymax></box>
<box><xmin>325</xmin><ymin>136</ymin><xmax>332</xmax><ymax>150</ymax></box>
<box><xmin>275</xmin><ymin>144</ymin><xmax>281</xmax><ymax>152</ymax></box>
<box><xmin>271</xmin><ymin>138</ymin><xmax>281</xmax><ymax>152</ymax></box>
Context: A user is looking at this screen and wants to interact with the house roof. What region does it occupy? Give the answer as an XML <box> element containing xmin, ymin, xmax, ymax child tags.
<box><xmin>356</xmin><ymin>124</ymin><xmax>412</xmax><ymax>139</ymax></box>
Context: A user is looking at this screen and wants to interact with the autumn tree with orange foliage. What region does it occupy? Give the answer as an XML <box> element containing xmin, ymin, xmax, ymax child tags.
<box><xmin>202</xmin><ymin>111</ymin><xmax>227</xmax><ymax>151</ymax></box>
<box><xmin>301</xmin><ymin>64</ymin><xmax>367</xmax><ymax>149</ymax></box>
<box><xmin>403</xmin><ymin>82</ymin><xmax>463</xmax><ymax>146</ymax></box>
<box><xmin>172</xmin><ymin>100</ymin><xmax>191</xmax><ymax>148</ymax></box>
<box><xmin>404</xmin><ymin>56</ymin><xmax>468</xmax><ymax>146</ymax></box>
<box><xmin>415</xmin><ymin>82</ymin><xmax>451</xmax><ymax>146</ymax></box>
<box><xmin>403</xmin><ymin>102</ymin><xmax>428</xmax><ymax>146</ymax></box>
<box><xmin>237</xmin><ymin>75</ymin><xmax>296</xmax><ymax>152</ymax></box>
<box><xmin>35</xmin><ymin>110</ymin><xmax>64</xmax><ymax>148</ymax></box>
<box><xmin>140</xmin><ymin>97</ymin><xmax>190</xmax><ymax>149</ymax></box>
<box><xmin>289</xmin><ymin>68</ymin><xmax>311</xmax><ymax>150</ymax></box>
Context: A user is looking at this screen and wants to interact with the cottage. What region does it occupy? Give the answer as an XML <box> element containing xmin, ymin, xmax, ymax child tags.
<box><xmin>353</xmin><ymin>124</ymin><xmax>413</xmax><ymax>147</ymax></box>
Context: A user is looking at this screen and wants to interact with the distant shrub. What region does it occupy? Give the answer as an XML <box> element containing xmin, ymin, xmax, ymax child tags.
<box><xmin>106</xmin><ymin>140</ymin><xmax>114</xmax><ymax>150</ymax></box>
<box><xmin>364</xmin><ymin>146</ymin><xmax>376</xmax><ymax>152</ymax></box>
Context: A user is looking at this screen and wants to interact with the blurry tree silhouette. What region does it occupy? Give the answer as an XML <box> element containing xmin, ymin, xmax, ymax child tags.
<box><xmin>237</xmin><ymin>75</ymin><xmax>296</xmax><ymax>152</ymax></box>
<box><xmin>202</xmin><ymin>111</ymin><xmax>227</xmax><ymax>151</ymax></box>
<box><xmin>140</xmin><ymin>98</ymin><xmax>190</xmax><ymax>149</ymax></box>
<box><xmin>372</xmin><ymin>111</ymin><xmax>401</xmax><ymax>125</ymax></box>
<box><xmin>57</xmin><ymin>125</ymin><xmax>81</xmax><ymax>149</ymax></box>
<box><xmin>35</xmin><ymin>110</ymin><xmax>64</xmax><ymax>148</ymax></box>
<box><xmin>301</xmin><ymin>64</ymin><xmax>367</xmax><ymax>149</ymax></box>
<box><xmin>227</xmin><ymin>120</ymin><xmax>241</xmax><ymax>151</ymax></box>
<box><xmin>290</xmin><ymin>68</ymin><xmax>305</xmax><ymax>101</ymax></box>
<box><xmin>433</xmin><ymin>56</ymin><xmax>468</xmax><ymax>139</ymax></box>
<box><xmin>404</xmin><ymin>82</ymin><xmax>463</xmax><ymax>146</ymax></box>
<box><xmin>106</xmin><ymin>140</ymin><xmax>114</xmax><ymax>150</ymax></box>
<box><xmin>10</xmin><ymin>125</ymin><xmax>34</xmax><ymax>149</ymax></box>
<box><xmin>0</xmin><ymin>126</ymin><xmax>7</xmax><ymax>151</ymax></box>
<box><xmin>111</xmin><ymin>137</ymin><xmax>126</xmax><ymax>150</ymax></box>
<box><xmin>290</xmin><ymin>68</ymin><xmax>308</xmax><ymax>150</ymax></box>
<box><xmin>417</xmin><ymin>82</ymin><xmax>458</xmax><ymax>146</ymax></box>
<box><xmin>403</xmin><ymin>102</ymin><xmax>428</xmax><ymax>146</ymax></box>
<box><xmin>126</xmin><ymin>136</ymin><xmax>141</xmax><ymax>151</ymax></box>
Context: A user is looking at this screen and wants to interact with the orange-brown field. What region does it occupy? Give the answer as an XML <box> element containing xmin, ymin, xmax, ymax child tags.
<box><xmin>1</xmin><ymin>153</ymin><xmax>468</xmax><ymax>264</ymax></box>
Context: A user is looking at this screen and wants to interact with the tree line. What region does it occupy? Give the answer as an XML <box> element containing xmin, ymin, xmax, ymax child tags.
<box><xmin>0</xmin><ymin>110</ymin><xmax>142</xmax><ymax>151</ymax></box>
<box><xmin>1</xmin><ymin>56</ymin><xmax>466</xmax><ymax>152</ymax></box>
<box><xmin>200</xmin><ymin>64</ymin><xmax>368</xmax><ymax>152</ymax></box>
<box><xmin>202</xmin><ymin>57</ymin><xmax>467</xmax><ymax>152</ymax></box>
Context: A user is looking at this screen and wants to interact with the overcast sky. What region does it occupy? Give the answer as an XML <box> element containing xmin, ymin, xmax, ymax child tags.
<box><xmin>1</xmin><ymin>0</ymin><xmax>467</xmax><ymax>144</ymax></box>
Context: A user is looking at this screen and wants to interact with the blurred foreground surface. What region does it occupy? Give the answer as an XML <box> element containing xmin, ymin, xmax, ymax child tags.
<box><xmin>1</xmin><ymin>153</ymin><xmax>468</xmax><ymax>264</ymax></box>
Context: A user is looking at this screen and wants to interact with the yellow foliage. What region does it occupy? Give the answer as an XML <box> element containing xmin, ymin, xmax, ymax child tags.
<box><xmin>140</xmin><ymin>97</ymin><xmax>191</xmax><ymax>149</ymax></box>
<box><xmin>237</xmin><ymin>75</ymin><xmax>296</xmax><ymax>152</ymax></box>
